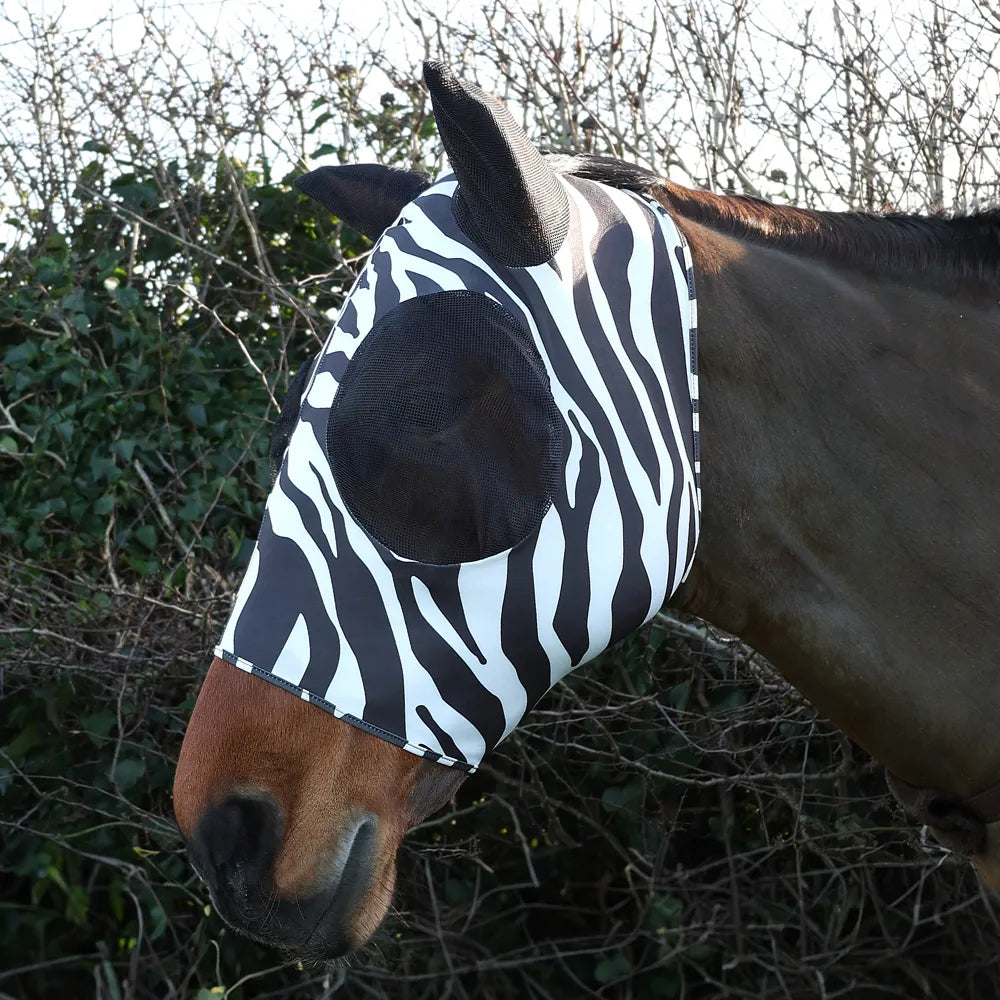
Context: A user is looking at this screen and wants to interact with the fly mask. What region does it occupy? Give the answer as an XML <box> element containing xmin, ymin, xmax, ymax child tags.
<box><xmin>215</xmin><ymin>63</ymin><xmax>700</xmax><ymax>771</ymax></box>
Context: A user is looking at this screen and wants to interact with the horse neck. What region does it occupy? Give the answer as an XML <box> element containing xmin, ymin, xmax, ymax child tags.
<box><xmin>670</xmin><ymin>215</ymin><xmax>1000</xmax><ymax>797</ymax></box>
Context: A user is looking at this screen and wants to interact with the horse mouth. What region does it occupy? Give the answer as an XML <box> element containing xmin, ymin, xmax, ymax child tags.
<box><xmin>191</xmin><ymin>809</ymin><xmax>381</xmax><ymax>960</ymax></box>
<box><xmin>298</xmin><ymin>815</ymin><xmax>379</xmax><ymax>959</ymax></box>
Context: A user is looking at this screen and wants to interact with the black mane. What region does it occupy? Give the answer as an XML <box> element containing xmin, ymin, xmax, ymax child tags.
<box><xmin>545</xmin><ymin>152</ymin><xmax>661</xmax><ymax>193</ymax></box>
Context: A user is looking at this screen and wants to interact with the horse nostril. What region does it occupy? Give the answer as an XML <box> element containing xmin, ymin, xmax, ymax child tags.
<box><xmin>189</xmin><ymin>794</ymin><xmax>283</xmax><ymax>892</ymax></box>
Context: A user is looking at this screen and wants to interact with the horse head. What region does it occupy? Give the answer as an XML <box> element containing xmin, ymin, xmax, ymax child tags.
<box><xmin>173</xmin><ymin>61</ymin><xmax>699</xmax><ymax>958</ymax></box>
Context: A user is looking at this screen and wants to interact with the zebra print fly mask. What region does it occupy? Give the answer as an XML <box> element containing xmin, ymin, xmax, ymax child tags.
<box><xmin>216</xmin><ymin>68</ymin><xmax>699</xmax><ymax>773</ymax></box>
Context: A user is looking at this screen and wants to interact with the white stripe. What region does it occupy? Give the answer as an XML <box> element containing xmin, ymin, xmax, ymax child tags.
<box><xmin>670</xmin><ymin>485</ymin><xmax>693</xmax><ymax>596</ymax></box>
<box><xmin>412</xmin><ymin>575</ymin><xmax>523</xmax><ymax>743</ymax></box>
<box><xmin>307</xmin><ymin>371</ymin><xmax>339</xmax><ymax>411</ymax></box>
<box><xmin>533</xmin><ymin>506</ymin><xmax>573</xmax><ymax>685</ymax></box>
<box><xmin>218</xmin><ymin>544</ymin><xmax>259</xmax><ymax>654</ymax></box>
<box><xmin>272</xmin><ymin>613</ymin><xmax>311</xmax><ymax>684</ymax></box>
<box><xmin>583</xmin><ymin>452</ymin><xmax>625</xmax><ymax>664</ymax></box>
<box><xmin>564</xmin><ymin>407</ymin><xmax>583</xmax><ymax>506</ymax></box>
<box><xmin>523</xmin><ymin>192</ymin><xmax>665</xmax><ymax>606</ymax></box>
<box><xmin>331</xmin><ymin>481</ymin><xmax>485</xmax><ymax>761</ymax></box>
<box><xmin>615</xmin><ymin>188</ymin><xmax>684</xmax><ymax>605</ymax></box>
<box><xmin>280</xmin><ymin>422</ymin><xmax>369</xmax><ymax>706</ymax></box>
<box><xmin>455</xmin><ymin>556</ymin><xmax>529</xmax><ymax>742</ymax></box>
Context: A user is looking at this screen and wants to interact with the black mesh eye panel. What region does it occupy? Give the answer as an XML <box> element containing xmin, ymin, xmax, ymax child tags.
<box><xmin>327</xmin><ymin>291</ymin><xmax>563</xmax><ymax>565</ymax></box>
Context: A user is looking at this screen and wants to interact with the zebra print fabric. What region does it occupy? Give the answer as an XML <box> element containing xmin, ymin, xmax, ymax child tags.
<box><xmin>216</xmin><ymin>171</ymin><xmax>699</xmax><ymax>771</ymax></box>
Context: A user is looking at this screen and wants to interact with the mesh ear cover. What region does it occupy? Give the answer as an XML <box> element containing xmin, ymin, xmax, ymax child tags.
<box><xmin>327</xmin><ymin>291</ymin><xmax>563</xmax><ymax>564</ymax></box>
<box><xmin>293</xmin><ymin>164</ymin><xmax>432</xmax><ymax>239</ymax></box>
<box><xmin>423</xmin><ymin>61</ymin><xmax>570</xmax><ymax>267</ymax></box>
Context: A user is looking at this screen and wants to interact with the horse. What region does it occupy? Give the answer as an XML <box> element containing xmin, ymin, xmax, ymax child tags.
<box><xmin>172</xmin><ymin>61</ymin><xmax>1000</xmax><ymax>961</ymax></box>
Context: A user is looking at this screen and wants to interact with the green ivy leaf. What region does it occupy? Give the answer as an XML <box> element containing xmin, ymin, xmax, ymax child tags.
<box><xmin>3</xmin><ymin>341</ymin><xmax>39</xmax><ymax>365</ymax></box>
<box><xmin>601</xmin><ymin>781</ymin><xmax>642</xmax><ymax>813</ymax></box>
<box><xmin>594</xmin><ymin>952</ymin><xmax>632</xmax><ymax>983</ymax></box>
<box><xmin>81</xmin><ymin>711</ymin><xmax>117</xmax><ymax>745</ymax></box>
<box><xmin>110</xmin><ymin>439</ymin><xmax>136</xmax><ymax>462</ymax></box>
<box><xmin>185</xmin><ymin>402</ymin><xmax>207</xmax><ymax>426</ymax></box>
<box><xmin>133</xmin><ymin>524</ymin><xmax>157</xmax><ymax>550</ymax></box>
<box><xmin>113</xmin><ymin>757</ymin><xmax>146</xmax><ymax>790</ymax></box>
<box><xmin>667</xmin><ymin>680</ymin><xmax>691</xmax><ymax>710</ymax></box>
<box><xmin>647</xmin><ymin>894</ymin><xmax>683</xmax><ymax>931</ymax></box>
<box><xmin>114</xmin><ymin>286</ymin><xmax>141</xmax><ymax>311</ymax></box>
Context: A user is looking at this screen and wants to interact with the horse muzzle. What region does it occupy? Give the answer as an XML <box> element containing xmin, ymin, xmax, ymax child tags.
<box><xmin>187</xmin><ymin>793</ymin><xmax>377</xmax><ymax>959</ymax></box>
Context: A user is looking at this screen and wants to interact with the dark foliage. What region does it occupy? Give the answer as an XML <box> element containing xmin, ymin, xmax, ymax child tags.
<box><xmin>3</xmin><ymin>65</ymin><xmax>1000</xmax><ymax>1000</ymax></box>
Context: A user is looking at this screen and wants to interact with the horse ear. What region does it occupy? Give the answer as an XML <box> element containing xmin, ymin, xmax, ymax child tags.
<box><xmin>292</xmin><ymin>164</ymin><xmax>432</xmax><ymax>239</ymax></box>
<box><xmin>423</xmin><ymin>61</ymin><xmax>569</xmax><ymax>267</ymax></box>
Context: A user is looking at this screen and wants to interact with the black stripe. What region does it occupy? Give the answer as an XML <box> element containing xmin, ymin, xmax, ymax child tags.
<box><xmin>274</xmin><ymin>468</ymin><xmax>347</xmax><ymax>696</ymax></box>
<box><xmin>337</xmin><ymin>298</ymin><xmax>360</xmax><ymax>338</ymax></box>
<box><xmin>401</xmin><ymin>563</ymin><xmax>486</xmax><ymax>665</ymax></box>
<box><xmin>391</xmin><ymin>568</ymin><xmax>508</xmax><ymax>751</ymax></box>
<box><xmin>297</xmin><ymin>396</ymin><xmax>327</xmax><ymax>441</ymax></box>
<box><xmin>650</xmin><ymin>216</ymin><xmax>697</xmax><ymax>586</ymax></box>
<box><xmin>231</xmin><ymin>519</ymin><xmax>342</xmax><ymax>690</ymax></box>
<box><xmin>515</xmin><ymin>197</ymin><xmax>651</xmax><ymax>651</ymax></box>
<box><xmin>662</xmin><ymin>447</ymin><xmax>684</xmax><ymax>596</ymax></box>
<box><xmin>687</xmin><ymin>482</ymin><xmax>699</xmax><ymax>566</ymax></box>
<box><xmin>405</xmin><ymin>269</ymin><xmax>445</xmax><ymax>297</ymax></box>
<box><xmin>652</xmin><ymin>216</ymin><xmax>696</xmax><ymax>452</ymax></box>
<box><xmin>551</xmin><ymin>411</ymin><xmax>599</xmax><ymax>664</ymax></box>
<box><xmin>325</xmin><ymin>351</ymin><xmax>350</xmax><ymax>380</ymax></box>
<box><xmin>316</xmin><ymin>469</ymin><xmax>408</xmax><ymax>739</ymax></box>
<box><xmin>500</xmin><ymin>522</ymin><xmax>551</xmax><ymax>708</ymax></box>
<box><xmin>386</xmin><ymin>226</ymin><xmax>505</xmax><ymax>299</ymax></box>
<box><xmin>370</xmin><ymin>244</ymin><xmax>401</xmax><ymax>316</ymax></box>
<box><xmin>574</xmin><ymin>179</ymin><xmax>663</xmax><ymax>504</ymax></box>
<box><xmin>674</xmin><ymin>244</ymin><xmax>696</xmax><ymax>300</ymax></box>
<box><xmin>412</xmin><ymin>190</ymin><xmax>465</xmax><ymax>239</ymax></box>
<box><xmin>416</xmin><ymin>704</ymin><xmax>468</xmax><ymax>764</ymax></box>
